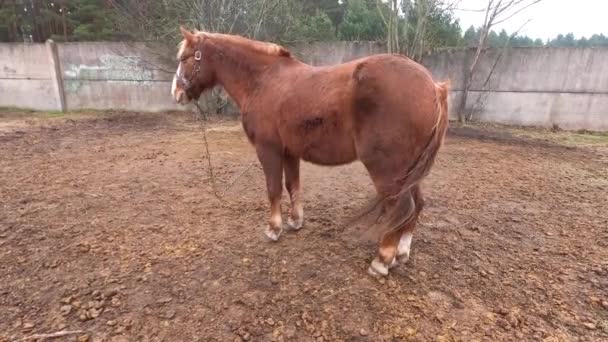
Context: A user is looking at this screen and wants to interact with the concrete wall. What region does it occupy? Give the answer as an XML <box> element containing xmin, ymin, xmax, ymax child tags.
<box><xmin>58</xmin><ymin>42</ymin><xmax>180</xmax><ymax>112</ymax></box>
<box><xmin>1</xmin><ymin>41</ymin><xmax>607</xmax><ymax>130</ymax></box>
<box><xmin>290</xmin><ymin>41</ymin><xmax>385</xmax><ymax>65</ymax></box>
<box><xmin>0</xmin><ymin>43</ymin><xmax>60</xmax><ymax>111</ymax></box>
<box><xmin>424</xmin><ymin>47</ymin><xmax>608</xmax><ymax>130</ymax></box>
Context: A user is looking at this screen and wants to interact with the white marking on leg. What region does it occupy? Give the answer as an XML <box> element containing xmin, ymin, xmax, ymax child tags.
<box><xmin>397</xmin><ymin>232</ymin><xmax>413</xmax><ymax>262</ymax></box>
<box><xmin>264</xmin><ymin>227</ymin><xmax>281</xmax><ymax>241</ymax></box>
<box><xmin>368</xmin><ymin>257</ymin><xmax>389</xmax><ymax>277</ymax></box>
<box><xmin>265</xmin><ymin>212</ymin><xmax>283</xmax><ymax>241</ymax></box>
<box><xmin>287</xmin><ymin>204</ymin><xmax>304</xmax><ymax>230</ymax></box>
<box><xmin>270</xmin><ymin>212</ymin><xmax>282</xmax><ymax>228</ymax></box>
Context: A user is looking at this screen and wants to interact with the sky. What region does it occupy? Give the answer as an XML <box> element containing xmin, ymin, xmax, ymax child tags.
<box><xmin>453</xmin><ymin>0</ymin><xmax>608</xmax><ymax>41</ymax></box>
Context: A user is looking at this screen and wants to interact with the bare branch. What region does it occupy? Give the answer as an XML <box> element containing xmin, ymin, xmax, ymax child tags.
<box><xmin>21</xmin><ymin>330</ymin><xmax>85</xmax><ymax>341</ymax></box>
<box><xmin>493</xmin><ymin>0</ymin><xmax>543</xmax><ymax>25</ymax></box>
<box><xmin>458</xmin><ymin>0</ymin><xmax>542</xmax><ymax>122</ymax></box>
<box><xmin>468</xmin><ymin>18</ymin><xmax>533</xmax><ymax>120</ymax></box>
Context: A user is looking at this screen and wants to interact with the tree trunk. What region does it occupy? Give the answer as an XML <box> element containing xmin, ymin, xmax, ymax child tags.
<box><xmin>387</xmin><ymin>3</ymin><xmax>393</xmax><ymax>53</ymax></box>
<box><xmin>392</xmin><ymin>0</ymin><xmax>399</xmax><ymax>53</ymax></box>
<box><xmin>458</xmin><ymin>72</ymin><xmax>472</xmax><ymax>123</ymax></box>
<box><xmin>458</xmin><ymin>1</ymin><xmax>493</xmax><ymax>122</ymax></box>
<box><xmin>458</xmin><ymin>34</ymin><xmax>486</xmax><ymax>123</ymax></box>
<box><xmin>61</xmin><ymin>8</ymin><xmax>68</xmax><ymax>42</ymax></box>
<box><xmin>10</xmin><ymin>0</ymin><xmax>18</xmax><ymax>42</ymax></box>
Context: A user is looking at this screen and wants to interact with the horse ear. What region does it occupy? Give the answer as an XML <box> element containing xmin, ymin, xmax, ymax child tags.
<box><xmin>180</xmin><ymin>26</ymin><xmax>196</xmax><ymax>45</ymax></box>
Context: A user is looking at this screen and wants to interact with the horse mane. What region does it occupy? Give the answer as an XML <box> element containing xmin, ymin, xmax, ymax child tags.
<box><xmin>177</xmin><ymin>31</ymin><xmax>292</xmax><ymax>59</ymax></box>
<box><xmin>207</xmin><ymin>33</ymin><xmax>292</xmax><ymax>58</ymax></box>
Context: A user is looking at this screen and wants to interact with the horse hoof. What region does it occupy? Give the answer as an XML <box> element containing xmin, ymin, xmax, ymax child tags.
<box><xmin>264</xmin><ymin>226</ymin><xmax>282</xmax><ymax>241</ymax></box>
<box><xmin>398</xmin><ymin>252</ymin><xmax>410</xmax><ymax>264</ymax></box>
<box><xmin>368</xmin><ymin>257</ymin><xmax>389</xmax><ymax>277</ymax></box>
<box><xmin>286</xmin><ymin>216</ymin><xmax>303</xmax><ymax>231</ymax></box>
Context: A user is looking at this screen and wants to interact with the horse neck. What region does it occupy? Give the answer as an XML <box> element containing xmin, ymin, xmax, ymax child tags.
<box><xmin>208</xmin><ymin>40</ymin><xmax>283</xmax><ymax>108</ymax></box>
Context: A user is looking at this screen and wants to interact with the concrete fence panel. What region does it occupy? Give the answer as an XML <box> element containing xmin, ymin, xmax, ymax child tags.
<box><xmin>0</xmin><ymin>43</ymin><xmax>61</xmax><ymax>111</ymax></box>
<box><xmin>57</xmin><ymin>42</ymin><xmax>180</xmax><ymax>112</ymax></box>
<box><xmin>424</xmin><ymin>47</ymin><xmax>608</xmax><ymax>130</ymax></box>
<box><xmin>0</xmin><ymin>41</ymin><xmax>607</xmax><ymax>131</ymax></box>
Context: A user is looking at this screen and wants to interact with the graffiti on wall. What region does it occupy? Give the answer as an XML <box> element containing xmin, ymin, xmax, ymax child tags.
<box><xmin>63</xmin><ymin>55</ymin><xmax>155</xmax><ymax>92</ymax></box>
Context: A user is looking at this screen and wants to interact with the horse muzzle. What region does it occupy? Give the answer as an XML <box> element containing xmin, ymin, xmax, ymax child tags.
<box><xmin>171</xmin><ymin>75</ymin><xmax>190</xmax><ymax>105</ymax></box>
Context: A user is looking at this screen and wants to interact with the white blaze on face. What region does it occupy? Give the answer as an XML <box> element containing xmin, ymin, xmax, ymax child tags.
<box><xmin>171</xmin><ymin>62</ymin><xmax>184</xmax><ymax>103</ymax></box>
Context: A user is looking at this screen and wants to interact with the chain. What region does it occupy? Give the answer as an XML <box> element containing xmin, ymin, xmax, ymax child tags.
<box><xmin>194</xmin><ymin>102</ymin><xmax>221</xmax><ymax>200</ymax></box>
<box><xmin>193</xmin><ymin>102</ymin><xmax>259</xmax><ymax>201</ymax></box>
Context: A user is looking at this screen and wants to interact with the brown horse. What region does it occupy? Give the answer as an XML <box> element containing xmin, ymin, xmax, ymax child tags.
<box><xmin>171</xmin><ymin>26</ymin><xmax>450</xmax><ymax>277</ymax></box>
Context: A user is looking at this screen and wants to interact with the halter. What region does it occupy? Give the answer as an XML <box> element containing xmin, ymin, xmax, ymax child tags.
<box><xmin>176</xmin><ymin>50</ymin><xmax>202</xmax><ymax>90</ymax></box>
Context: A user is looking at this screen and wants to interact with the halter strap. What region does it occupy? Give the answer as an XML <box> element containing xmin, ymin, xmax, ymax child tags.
<box><xmin>176</xmin><ymin>50</ymin><xmax>202</xmax><ymax>90</ymax></box>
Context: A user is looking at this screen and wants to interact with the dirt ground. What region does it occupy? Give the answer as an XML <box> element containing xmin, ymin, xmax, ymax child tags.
<box><xmin>1</xmin><ymin>111</ymin><xmax>607</xmax><ymax>342</ymax></box>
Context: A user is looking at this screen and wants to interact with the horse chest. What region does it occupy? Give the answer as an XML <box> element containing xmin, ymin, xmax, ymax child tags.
<box><xmin>241</xmin><ymin>112</ymin><xmax>259</xmax><ymax>144</ymax></box>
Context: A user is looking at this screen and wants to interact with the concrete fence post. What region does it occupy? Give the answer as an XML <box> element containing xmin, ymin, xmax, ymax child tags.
<box><xmin>45</xmin><ymin>39</ymin><xmax>67</xmax><ymax>112</ymax></box>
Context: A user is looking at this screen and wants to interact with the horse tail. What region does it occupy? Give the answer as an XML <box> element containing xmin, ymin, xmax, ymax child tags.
<box><xmin>402</xmin><ymin>79</ymin><xmax>450</xmax><ymax>189</ymax></box>
<box><xmin>380</xmin><ymin>79</ymin><xmax>451</xmax><ymax>231</ymax></box>
<box><xmin>340</xmin><ymin>80</ymin><xmax>450</xmax><ymax>234</ymax></box>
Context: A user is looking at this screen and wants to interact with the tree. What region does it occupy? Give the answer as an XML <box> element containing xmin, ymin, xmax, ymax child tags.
<box><xmin>296</xmin><ymin>0</ymin><xmax>345</xmax><ymax>33</ymax></box>
<box><xmin>457</xmin><ymin>0</ymin><xmax>544</xmax><ymax>122</ymax></box>
<box><xmin>403</xmin><ymin>0</ymin><xmax>462</xmax><ymax>60</ymax></box>
<box><xmin>298</xmin><ymin>11</ymin><xmax>337</xmax><ymax>42</ymax></box>
<box><xmin>0</xmin><ymin>0</ymin><xmax>122</xmax><ymax>42</ymax></box>
<box><xmin>497</xmin><ymin>29</ymin><xmax>509</xmax><ymax>46</ymax></box>
<box><xmin>462</xmin><ymin>25</ymin><xmax>478</xmax><ymax>46</ymax></box>
<box><xmin>374</xmin><ymin>0</ymin><xmax>401</xmax><ymax>53</ymax></box>
<box><xmin>68</xmin><ymin>0</ymin><xmax>119</xmax><ymax>41</ymax></box>
<box><xmin>0</xmin><ymin>0</ymin><xmax>21</xmax><ymax>42</ymax></box>
<box><xmin>577</xmin><ymin>37</ymin><xmax>589</xmax><ymax>48</ymax></box>
<box><xmin>487</xmin><ymin>30</ymin><xmax>499</xmax><ymax>47</ymax></box>
<box><xmin>588</xmin><ymin>34</ymin><xmax>608</xmax><ymax>47</ymax></box>
<box><xmin>338</xmin><ymin>0</ymin><xmax>385</xmax><ymax>41</ymax></box>
<box><xmin>512</xmin><ymin>35</ymin><xmax>534</xmax><ymax>47</ymax></box>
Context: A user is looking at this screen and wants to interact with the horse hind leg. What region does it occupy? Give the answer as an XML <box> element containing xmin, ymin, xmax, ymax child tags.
<box><xmin>284</xmin><ymin>153</ymin><xmax>304</xmax><ymax>230</ymax></box>
<box><xmin>394</xmin><ymin>185</ymin><xmax>423</xmax><ymax>266</ymax></box>
<box><xmin>369</xmin><ymin>227</ymin><xmax>403</xmax><ymax>276</ymax></box>
<box><xmin>369</xmin><ymin>185</ymin><xmax>424</xmax><ymax>276</ymax></box>
<box><xmin>368</xmin><ymin>190</ymin><xmax>417</xmax><ymax>277</ymax></box>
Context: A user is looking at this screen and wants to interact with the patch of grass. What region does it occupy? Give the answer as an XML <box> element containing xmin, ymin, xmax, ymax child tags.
<box><xmin>0</xmin><ymin>106</ymin><xmax>36</xmax><ymax>113</ymax></box>
<box><xmin>512</xmin><ymin>130</ymin><xmax>608</xmax><ymax>147</ymax></box>
<box><xmin>0</xmin><ymin>108</ymin><xmax>118</xmax><ymax>121</ymax></box>
<box><xmin>458</xmin><ymin>120</ymin><xmax>608</xmax><ymax>147</ymax></box>
<box><xmin>564</xmin><ymin>132</ymin><xmax>608</xmax><ymax>144</ymax></box>
<box><xmin>41</xmin><ymin>111</ymin><xmax>66</xmax><ymax>118</ymax></box>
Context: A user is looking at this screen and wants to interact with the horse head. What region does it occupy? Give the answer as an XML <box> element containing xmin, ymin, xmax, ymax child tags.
<box><xmin>171</xmin><ymin>26</ymin><xmax>217</xmax><ymax>105</ymax></box>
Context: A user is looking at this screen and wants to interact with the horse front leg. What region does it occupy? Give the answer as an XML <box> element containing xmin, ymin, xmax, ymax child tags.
<box><xmin>256</xmin><ymin>144</ymin><xmax>284</xmax><ymax>241</ymax></box>
<box><xmin>284</xmin><ymin>153</ymin><xmax>303</xmax><ymax>230</ymax></box>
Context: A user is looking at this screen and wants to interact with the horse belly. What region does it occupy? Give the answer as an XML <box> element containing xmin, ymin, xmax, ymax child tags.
<box><xmin>301</xmin><ymin>135</ymin><xmax>357</xmax><ymax>165</ymax></box>
<box><xmin>286</xmin><ymin>119</ymin><xmax>357</xmax><ymax>166</ymax></box>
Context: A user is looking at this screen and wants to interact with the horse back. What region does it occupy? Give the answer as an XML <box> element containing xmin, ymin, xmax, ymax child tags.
<box><xmin>243</xmin><ymin>54</ymin><xmax>439</xmax><ymax>166</ymax></box>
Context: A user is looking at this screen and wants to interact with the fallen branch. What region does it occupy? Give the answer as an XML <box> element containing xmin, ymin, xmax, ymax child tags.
<box><xmin>322</xmin><ymin>286</ymin><xmax>353</xmax><ymax>301</ymax></box>
<box><xmin>20</xmin><ymin>330</ymin><xmax>85</xmax><ymax>341</ymax></box>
